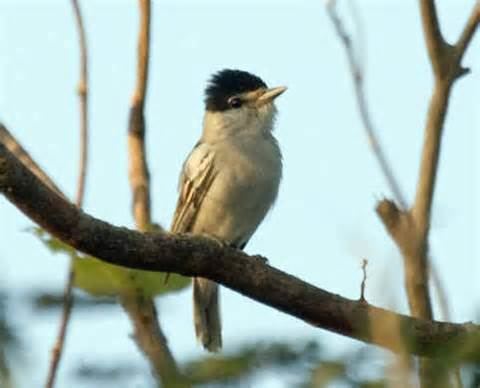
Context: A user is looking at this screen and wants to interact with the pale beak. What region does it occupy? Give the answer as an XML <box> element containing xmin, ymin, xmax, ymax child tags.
<box><xmin>257</xmin><ymin>86</ymin><xmax>287</xmax><ymax>106</ymax></box>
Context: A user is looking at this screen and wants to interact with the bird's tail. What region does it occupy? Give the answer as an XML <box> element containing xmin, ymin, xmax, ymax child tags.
<box><xmin>193</xmin><ymin>277</ymin><xmax>222</xmax><ymax>352</ymax></box>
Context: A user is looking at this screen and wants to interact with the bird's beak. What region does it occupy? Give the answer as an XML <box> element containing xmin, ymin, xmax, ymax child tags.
<box><xmin>257</xmin><ymin>86</ymin><xmax>287</xmax><ymax>106</ymax></box>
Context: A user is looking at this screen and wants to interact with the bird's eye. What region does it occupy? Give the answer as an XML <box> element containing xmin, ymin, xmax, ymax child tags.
<box><xmin>228</xmin><ymin>97</ymin><xmax>242</xmax><ymax>109</ymax></box>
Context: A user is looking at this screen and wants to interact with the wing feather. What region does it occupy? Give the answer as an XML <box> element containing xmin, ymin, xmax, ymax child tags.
<box><xmin>171</xmin><ymin>144</ymin><xmax>216</xmax><ymax>233</ymax></box>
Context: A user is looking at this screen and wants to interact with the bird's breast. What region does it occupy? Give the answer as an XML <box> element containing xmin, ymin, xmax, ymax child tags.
<box><xmin>192</xmin><ymin>137</ymin><xmax>282</xmax><ymax>243</ymax></box>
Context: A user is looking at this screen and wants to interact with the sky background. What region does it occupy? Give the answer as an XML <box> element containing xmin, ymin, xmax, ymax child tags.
<box><xmin>0</xmin><ymin>0</ymin><xmax>479</xmax><ymax>387</ymax></box>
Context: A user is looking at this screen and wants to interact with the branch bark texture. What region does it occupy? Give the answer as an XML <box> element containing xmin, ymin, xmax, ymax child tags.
<box><xmin>1</xmin><ymin>140</ymin><xmax>480</xmax><ymax>363</ymax></box>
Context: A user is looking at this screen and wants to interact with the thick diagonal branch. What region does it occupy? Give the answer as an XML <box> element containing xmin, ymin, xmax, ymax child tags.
<box><xmin>2</xmin><ymin>141</ymin><xmax>480</xmax><ymax>363</ymax></box>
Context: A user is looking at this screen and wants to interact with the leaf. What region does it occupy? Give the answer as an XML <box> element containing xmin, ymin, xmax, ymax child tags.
<box><xmin>73</xmin><ymin>256</ymin><xmax>190</xmax><ymax>297</ymax></box>
<box><xmin>29</xmin><ymin>227</ymin><xmax>190</xmax><ymax>297</ymax></box>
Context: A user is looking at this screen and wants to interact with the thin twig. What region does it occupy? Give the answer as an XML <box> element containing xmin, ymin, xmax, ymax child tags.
<box><xmin>359</xmin><ymin>259</ymin><xmax>368</xmax><ymax>302</ymax></box>
<box><xmin>325</xmin><ymin>1</ymin><xmax>407</xmax><ymax>209</ymax></box>
<box><xmin>73</xmin><ymin>0</ymin><xmax>89</xmax><ymax>208</ymax></box>
<box><xmin>454</xmin><ymin>2</ymin><xmax>480</xmax><ymax>63</ymax></box>
<box><xmin>45</xmin><ymin>270</ymin><xmax>75</xmax><ymax>388</ymax></box>
<box><xmin>124</xmin><ymin>1</ymin><xmax>184</xmax><ymax>384</ymax></box>
<box><xmin>45</xmin><ymin>2</ymin><xmax>89</xmax><ymax>388</ymax></box>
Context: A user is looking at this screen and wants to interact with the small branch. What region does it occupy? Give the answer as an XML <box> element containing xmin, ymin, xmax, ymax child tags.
<box><xmin>359</xmin><ymin>259</ymin><xmax>367</xmax><ymax>302</ymax></box>
<box><xmin>72</xmin><ymin>0</ymin><xmax>89</xmax><ymax>208</ymax></box>
<box><xmin>326</xmin><ymin>1</ymin><xmax>407</xmax><ymax>209</ymax></box>
<box><xmin>2</xmin><ymin>141</ymin><xmax>480</xmax><ymax>363</ymax></box>
<box><xmin>419</xmin><ymin>0</ymin><xmax>448</xmax><ymax>76</ymax></box>
<box><xmin>454</xmin><ymin>1</ymin><xmax>480</xmax><ymax>75</ymax></box>
<box><xmin>124</xmin><ymin>1</ymin><xmax>183</xmax><ymax>385</ymax></box>
<box><xmin>128</xmin><ymin>0</ymin><xmax>152</xmax><ymax>230</ymax></box>
<box><xmin>411</xmin><ymin>82</ymin><xmax>450</xmax><ymax>240</ymax></box>
<box><xmin>45</xmin><ymin>270</ymin><xmax>75</xmax><ymax>388</ymax></box>
<box><xmin>45</xmin><ymin>2</ymin><xmax>89</xmax><ymax>388</ymax></box>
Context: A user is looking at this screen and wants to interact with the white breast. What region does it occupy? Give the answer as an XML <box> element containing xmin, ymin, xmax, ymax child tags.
<box><xmin>191</xmin><ymin>134</ymin><xmax>282</xmax><ymax>246</ymax></box>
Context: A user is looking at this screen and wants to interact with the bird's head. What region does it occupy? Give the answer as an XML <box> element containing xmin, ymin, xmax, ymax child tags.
<box><xmin>202</xmin><ymin>69</ymin><xmax>287</xmax><ymax>141</ymax></box>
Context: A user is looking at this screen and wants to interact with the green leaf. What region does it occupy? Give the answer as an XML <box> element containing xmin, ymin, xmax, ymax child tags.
<box><xmin>29</xmin><ymin>227</ymin><xmax>190</xmax><ymax>297</ymax></box>
<box><xmin>73</xmin><ymin>256</ymin><xmax>190</xmax><ymax>297</ymax></box>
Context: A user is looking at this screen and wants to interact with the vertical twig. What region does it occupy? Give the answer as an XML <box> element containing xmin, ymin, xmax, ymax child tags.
<box><xmin>359</xmin><ymin>259</ymin><xmax>368</xmax><ymax>302</ymax></box>
<box><xmin>73</xmin><ymin>0</ymin><xmax>89</xmax><ymax>208</ymax></box>
<box><xmin>45</xmin><ymin>1</ymin><xmax>89</xmax><ymax>388</ymax></box>
<box><xmin>325</xmin><ymin>0</ymin><xmax>407</xmax><ymax>210</ymax></box>
<box><xmin>128</xmin><ymin>0</ymin><xmax>151</xmax><ymax>230</ymax></box>
<box><xmin>123</xmin><ymin>1</ymin><xmax>187</xmax><ymax>386</ymax></box>
<box><xmin>325</xmin><ymin>3</ymin><xmax>415</xmax><ymax>384</ymax></box>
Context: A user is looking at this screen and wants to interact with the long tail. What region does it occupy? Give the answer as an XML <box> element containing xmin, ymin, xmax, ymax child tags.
<box><xmin>193</xmin><ymin>277</ymin><xmax>222</xmax><ymax>352</ymax></box>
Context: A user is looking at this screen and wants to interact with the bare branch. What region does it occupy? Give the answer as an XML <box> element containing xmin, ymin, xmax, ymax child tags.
<box><xmin>327</xmin><ymin>2</ymin><xmax>479</xmax><ymax>384</ymax></box>
<box><xmin>359</xmin><ymin>259</ymin><xmax>367</xmax><ymax>302</ymax></box>
<box><xmin>419</xmin><ymin>0</ymin><xmax>448</xmax><ymax>76</ymax></box>
<box><xmin>409</xmin><ymin>0</ymin><xmax>479</xmax><ymax>319</ymax></box>
<box><xmin>45</xmin><ymin>270</ymin><xmax>75</xmax><ymax>388</ymax></box>
<box><xmin>2</xmin><ymin>141</ymin><xmax>480</xmax><ymax>363</ymax></box>
<box><xmin>72</xmin><ymin>0</ymin><xmax>89</xmax><ymax>208</ymax></box>
<box><xmin>45</xmin><ymin>2</ymin><xmax>90</xmax><ymax>387</ymax></box>
<box><xmin>128</xmin><ymin>0</ymin><xmax>152</xmax><ymax>230</ymax></box>
<box><xmin>454</xmin><ymin>1</ymin><xmax>480</xmax><ymax>76</ymax></box>
<box><xmin>0</xmin><ymin>125</ymin><xmax>64</xmax><ymax>198</ymax></box>
<box><xmin>124</xmin><ymin>1</ymin><xmax>184</xmax><ymax>384</ymax></box>
<box><xmin>326</xmin><ymin>1</ymin><xmax>407</xmax><ymax>209</ymax></box>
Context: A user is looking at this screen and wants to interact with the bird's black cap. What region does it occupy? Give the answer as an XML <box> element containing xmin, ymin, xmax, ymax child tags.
<box><xmin>205</xmin><ymin>69</ymin><xmax>267</xmax><ymax>112</ymax></box>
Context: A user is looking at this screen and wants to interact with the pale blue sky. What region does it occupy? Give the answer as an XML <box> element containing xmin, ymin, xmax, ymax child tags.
<box><xmin>0</xmin><ymin>1</ymin><xmax>479</xmax><ymax>387</ymax></box>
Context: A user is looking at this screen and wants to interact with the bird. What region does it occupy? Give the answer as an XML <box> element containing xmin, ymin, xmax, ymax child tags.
<box><xmin>171</xmin><ymin>69</ymin><xmax>286</xmax><ymax>352</ymax></box>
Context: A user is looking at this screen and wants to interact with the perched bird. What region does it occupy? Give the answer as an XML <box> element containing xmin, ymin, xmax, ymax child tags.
<box><xmin>171</xmin><ymin>69</ymin><xmax>286</xmax><ymax>352</ymax></box>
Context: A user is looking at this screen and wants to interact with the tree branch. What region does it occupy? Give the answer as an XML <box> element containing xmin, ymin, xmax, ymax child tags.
<box><xmin>419</xmin><ymin>0</ymin><xmax>448</xmax><ymax>76</ymax></box>
<box><xmin>45</xmin><ymin>2</ymin><xmax>89</xmax><ymax>387</ymax></box>
<box><xmin>128</xmin><ymin>0</ymin><xmax>152</xmax><ymax>229</ymax></box>
<box><xmin>1</xmin><ymin>140</ymin><xmax>480</xmax><ymax>363</ymax></box>
<box><xmin>0</xmin><ymin>126</ymin><xmax>64</xmax><ymax>198</ymax></box>
<box><xmin>72</xmin><ymin>0</ymin><xmax>89</xmax><ymax>209</ymax></box>
<box><xmin>124</xmin><ymin>1</ymin><xmax>184</xmax><ymax>385</ymax></box>
<box><xmin>325</xmin><ymin>1</ymin><xmax>407</xmax><ymax>209</ymax></box>
<box><xmin>455</xmin><ymin>2</ymin><xmax>480</xmax><ymax>65</ymax></box>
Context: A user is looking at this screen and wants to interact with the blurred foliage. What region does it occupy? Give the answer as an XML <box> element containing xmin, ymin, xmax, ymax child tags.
<box><xmin>71</xmin><ymin>339</ymin><xmax>392</xmax><ymax>388</ymax></box>
<box><xmin>184</xmin><ymin>341</ymin><xmax>320</xmax><ymax>386</ymax></box>
<box><xmin>30</xmin><ymin>290</ymin><xmax>116</xmax><ymax>310</ymax></box>
<box><xmin>0</xmin><ymin>291</ymin><xmax>18</xmax><ymax>388</ymax></box>
<box><xmin>30</xmin><ymin>227</ymin><xmax>190</xmax><ymax>297</ymax></box>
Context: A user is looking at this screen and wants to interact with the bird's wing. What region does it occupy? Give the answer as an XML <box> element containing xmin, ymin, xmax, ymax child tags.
<box><xmin>171</xmin><ymin>143</ymin><xmax>217</xmax><ymax>233</ymax></box>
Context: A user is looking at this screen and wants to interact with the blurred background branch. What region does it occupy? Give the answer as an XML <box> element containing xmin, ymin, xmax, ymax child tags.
<box><xmin>326</xmin><ymin>0</ymin><xmax>479</xmax><ymax>386</ymax></box>
<box><xmin>122</xmin><ymin>1</ymin><xmax>187</xmax><ymax>386</ymax></box>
